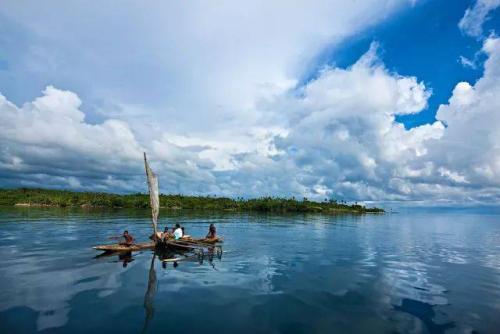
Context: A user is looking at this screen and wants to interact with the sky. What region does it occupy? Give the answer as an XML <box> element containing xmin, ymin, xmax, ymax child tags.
<box><xmin>0</xmin><ymin>0</ymin><xmax>500</xmax><ymax>207</ymax></box>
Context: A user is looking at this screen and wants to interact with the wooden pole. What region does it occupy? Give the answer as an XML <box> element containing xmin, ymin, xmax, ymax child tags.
<box><xmin>144</xmin><ymin>152</ymin><xmax>159</xmax><ymax>239</ymax></box>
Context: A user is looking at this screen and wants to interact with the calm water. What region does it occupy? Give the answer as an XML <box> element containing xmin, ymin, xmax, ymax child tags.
<box><xmin>0</xmin><ymin>208</ymin><xmax>499</xmax><ymax>334</ymax></box>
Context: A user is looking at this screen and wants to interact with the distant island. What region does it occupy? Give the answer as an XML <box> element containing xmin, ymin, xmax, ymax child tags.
<box><xmin>0</xmin><ymin>188</ymin><xmax>384</xmax><ymax>214</ymax></box>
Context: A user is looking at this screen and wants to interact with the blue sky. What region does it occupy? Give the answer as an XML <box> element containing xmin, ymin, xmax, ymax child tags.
<box><xmin>0</xmin><ymin>0</ymin><xmax>499</xmax><ymax>207</ymax></box>
<box><xmin>310</xmin><ymin>0</ymin><xmax>492</xmax><ymax>128</ymax></box>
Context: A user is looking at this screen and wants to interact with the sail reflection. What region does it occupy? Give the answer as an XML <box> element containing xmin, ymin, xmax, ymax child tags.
<box><xmin>138</xmin><ymin>246</ymin><xmax>223</xmax><ymax>332</ymax></box>
<box><xmin>142</xmin><ymin>254</ymin><xmax>157</xmax><ymax>333</ymax></box>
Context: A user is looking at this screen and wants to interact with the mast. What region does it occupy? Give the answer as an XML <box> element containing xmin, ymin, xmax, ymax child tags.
<box><xmin>144</xmin><ymin>152</ymin><xmax>159</xmax><ymax>239</ymax></box>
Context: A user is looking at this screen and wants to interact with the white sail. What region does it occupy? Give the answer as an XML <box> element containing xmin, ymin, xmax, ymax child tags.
<box><xmin>144</xmin><ymin>152</ymin><xmax>159</xmax><ymax>236</ymax></box>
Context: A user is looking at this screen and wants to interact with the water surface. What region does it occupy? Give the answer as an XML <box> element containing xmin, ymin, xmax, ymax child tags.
<box><xmin>0</xmin><ymin>208</ymin><xmax>499</xmax><ymax>333</ymax></box>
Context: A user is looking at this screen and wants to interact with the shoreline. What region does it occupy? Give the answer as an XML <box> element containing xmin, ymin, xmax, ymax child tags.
<box><xmin>7</xmin><ymin>203</ymin><xmax>383</xmax><ymax>215</ymax></box>
<box><xmin>1</xmin><ymin>188</ymin><xmax>384</xmax><ymax>214</ymax></box>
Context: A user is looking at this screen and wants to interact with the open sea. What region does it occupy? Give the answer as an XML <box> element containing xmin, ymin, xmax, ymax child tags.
<box><xmin>0</xmin><ymin>208</ymin><xmax>499</xmax><ymax>333</ymax></box>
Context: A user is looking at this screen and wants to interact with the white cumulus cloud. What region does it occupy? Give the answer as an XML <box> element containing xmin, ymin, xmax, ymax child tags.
<box><xmin>430</xmin><ymin>37</ymin><xmax>500</xmax><ymax>200</ymax></box>
<box><xmin>259</xmin><ymin>42</ymin><xmax>444</xmax><ymax>202</ymax></box>
<box><xmin>0</xmin><ymin>86</ymin><xmax>220</xmax><ymax>192</ymax></box>
<box><xmin>459</xmin><ymin>0</ymin><xmax>500</xmax><ymax>38</ymax></box>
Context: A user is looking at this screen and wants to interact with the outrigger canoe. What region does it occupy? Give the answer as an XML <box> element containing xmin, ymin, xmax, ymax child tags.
<box><xmin>93</xmin><ymin>237</ymin><xmax>223</xmax><ymax>253</ymax></box>
<box><xmin>93</xmin><ymin>154</ymin><xmax>224</xmax><ymax>255</ymax></box>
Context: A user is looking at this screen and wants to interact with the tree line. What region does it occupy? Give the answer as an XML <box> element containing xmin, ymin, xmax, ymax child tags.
<box><xmin>0</xmin><ymin>188</ymin><xmax>384</xmax><ymax>213</ymax></box>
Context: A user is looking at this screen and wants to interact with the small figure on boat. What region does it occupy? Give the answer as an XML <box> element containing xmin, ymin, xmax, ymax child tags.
<box><xmin>121</xmin><ymin>230</ymin><xmax>135</xmax><ymax>245</ymax></box>
<box><xmin>110</xmin><ymin>230</ymin><xmax>135</xmax><ymax>246</ymax></box>
<box><xmin>173</xmin><ymin>224</ymin><xmax>183</xmax><ymax>240</ymax></box>
<box><xmin>206</xmin><ymin>224</ymin><xmax>216</xmax><ymax>239</ymax></box>
<box><xmin>150</xmin><ymin>226</ymin><xmax>171</xmax><ymax>241</ymax></box>
<box><xmin>162</xmin><ymin>226</ymin><xmax>172</xmax><ymax>241</ymax></box>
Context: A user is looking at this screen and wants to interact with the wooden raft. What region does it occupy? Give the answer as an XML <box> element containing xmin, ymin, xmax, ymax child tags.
<box><xmin>93</xmin><ymin>237</ymin><xmax>223</xmax><ymax>253</ymax></box>
<box><xmin>93</xmin><ymin>242</ymin><xmax>155</xmax><ymax>252</ymax></box>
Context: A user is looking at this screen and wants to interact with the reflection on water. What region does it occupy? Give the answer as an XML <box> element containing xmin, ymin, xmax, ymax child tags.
<box><xmin>141</xmin><ymin>246</ymin><xmax>223</xmax><ymax>333</ymax></box>
<box><xmin>0</xmin><ymin>208</ymin><xmax>500</xmax><ymax>333</ymax></box>
<box><xmin>142</xmin><ymin>254</ymin><xmax>156</xmax><ymax>334</ymax></box>
<box><xmin>393</xmin><ymin>299</ymin><xmax>455</xmax><ymax>334</ymax></box>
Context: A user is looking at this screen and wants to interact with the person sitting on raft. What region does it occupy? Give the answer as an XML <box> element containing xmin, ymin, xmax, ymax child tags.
<box><xmin>162</xmin><ymin>226</ymin><xmax>172</xmax><ymax>241</ymax></box>
<box><xmin>111</xmin><ymin>230</ymin><xmax>134</xmax><ymax>246</ymax></box>
<box><xmin>150</xmin><ymin>226</ymin><xmax>168</xmax><ymax>241</ymax></box>
<box><xmin>173</xmin><ymin>224</ymin><xmax>183</xmax><ymax>240</ymax></box>
<box><xmin>206</xmin><ymin>224</ymin><xmax>216</xmax><ymax>239</ymax></box>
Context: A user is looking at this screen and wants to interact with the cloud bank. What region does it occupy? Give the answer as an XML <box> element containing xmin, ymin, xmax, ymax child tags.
<box><xmin>2</xmin><ymin>36</ymin><xmax>500</xmax><ymax>206</ymax></box>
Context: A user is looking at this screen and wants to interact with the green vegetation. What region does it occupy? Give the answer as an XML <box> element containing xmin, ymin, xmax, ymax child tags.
<box><xmin>0</xmin><ymin>188</ymin><xmax>384</xmax><ymax>214</ymax></box>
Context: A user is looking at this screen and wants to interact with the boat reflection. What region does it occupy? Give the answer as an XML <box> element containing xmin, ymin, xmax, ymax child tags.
<box><xmin>93</xmin><ymin>244</ymin><xmax>223</xmax><ymax>332</ymax></box>
<box><xmin>156</xmin><ymin>245</ymin><xmax>223</xmax><ymax>268</ymax></box>
<box><xmin>141</xmin><ymin>246</ymin><xmax>223</xmax><ymax>332</ymax></box>
<box><xmin>94</xmin><ymin>250</ymin><xmax>135</xmax><ymax>267</ymax></box>
<box><xmin>93</xmin><ymin>244</ymin><xmax>223</xmax><ymax>269</ymax></box>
